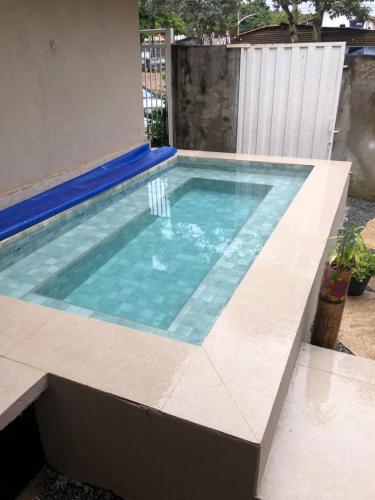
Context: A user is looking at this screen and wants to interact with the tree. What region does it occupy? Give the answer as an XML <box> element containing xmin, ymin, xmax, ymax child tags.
<box><xmin>174</xmin><ymin>0</ymin><xmax>238</xmax><ymax>36</ymax></box>
<box><xmin>310</xmin><ymin>0</ymin><xmax>372</xmax><ymax>41</ymax></box>
<box><xmin>272</xmin><ymin>0</ymin><xmax>304</xmax><ymax>42</ymax></box>
<box><xmin>139</xmin><ymin>0</ymin><xmax>259</xmax><ymax>36</ymax></box>
<box><xmin>139</xmin><ymin>0</ymin><xmax>186</xmax><ymax>32</ymax></box>
<box><xmin>140</xmin><ymin>0</ymin><xmax>358</xmax><ymax>42</ymax></box>
<box><xmin>273</xmin><ymin>0</ymin><xmax>373</xmax><ymax>43</ymax></box>
<box><xmin>269</xmin><ymin>8</ymin><xmax>313</xmax><ymax>23</ymax></box>
<box><xmin>222</xmin><ymin>0</ymin><xmax>273</xmax><ymax>35</ymax></box>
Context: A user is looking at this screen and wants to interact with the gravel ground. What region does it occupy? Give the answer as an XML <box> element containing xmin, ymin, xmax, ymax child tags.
<box><xmin>335</xmin><ymin>341</ymin><xmax>354</xmax><ymax>355</ymax></box>
<box><xmin>19</xmin><ymin>467</ymin><xmax>124</xmax><ymax>500</ymax></box>
<box><xmin>343</xmin><ymin>196</ymin><xmax>375</xmax><ymax>228</ymax></box>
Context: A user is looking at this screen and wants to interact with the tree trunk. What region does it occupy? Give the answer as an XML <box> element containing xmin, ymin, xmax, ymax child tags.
<box><xmin>288</xmin><ymin>19</ymin><xmax>299</xmax><ymax>43</ymax></box>
<box><xmin>280</xmin><ymin>2</ymin><xmax>299</xmax><ymax>43</ymax></box>
<box><xmin>312</xmin><ymin>15</ymin><xmax>323</xmax><ymax>42</ymax></box>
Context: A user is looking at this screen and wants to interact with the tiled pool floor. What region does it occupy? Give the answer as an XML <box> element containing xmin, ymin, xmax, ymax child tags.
<box><xmin>37</xmin><ymin>179</ymin><xmax>269</xmax><ymax>331</ymax></box>
<box><xmin>0</xmin><ymin>158</ymin><xmax>309</xmax><ymax>344</ymax></box>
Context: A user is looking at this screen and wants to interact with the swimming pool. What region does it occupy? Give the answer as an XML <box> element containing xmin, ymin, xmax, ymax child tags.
<box><xmin>0</xmin><ymin>156</ymin><xmax>311</xmax><ymax>344</ymax></box>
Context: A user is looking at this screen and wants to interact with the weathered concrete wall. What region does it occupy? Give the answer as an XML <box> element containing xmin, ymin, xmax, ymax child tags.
<box><xmin>0</xmin><ymin>0</ymin><xmax>144</xmax><ymax>194</ymax></box>
<box><xmin>172</xmin><ymin>46</ymin><xmax>240</xmax><ymax>152</ymax></box>
<box><xmin>332</xmin><ymin>56</ymin><xmax>375</xmax><ymax>201</ymax></box>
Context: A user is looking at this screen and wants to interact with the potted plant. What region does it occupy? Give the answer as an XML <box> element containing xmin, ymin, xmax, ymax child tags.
<box><xmin>348</xmin><ymin>247</ymin><xmax>375</xmax><ymax>296</ymax></box>
<box><xmin>320</xmin><ymin>225</ymin><xmax>365</xmax><ymax>302</ymax></box>
<box><xmin>311</xmin><ymin>226</ymin><xmax>365</xmax><ymax>348</ymax></box>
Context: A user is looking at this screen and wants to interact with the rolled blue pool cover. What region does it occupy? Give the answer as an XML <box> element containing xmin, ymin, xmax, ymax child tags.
<box><xmin>0</xmin><ymin>144</ymin><xmax>177</xmax><ymax>241</ymax></box>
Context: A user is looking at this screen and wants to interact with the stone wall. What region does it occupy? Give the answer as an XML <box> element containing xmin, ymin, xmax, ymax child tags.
<box><xmin>332</xmin><ymin>56</ymin><xmax>375</xmax><ymax>202</ymax></box>
<box><xmin>172</xmin><ymin>46</ymin><xmax>240</xmax><ymax>152</ymax></box>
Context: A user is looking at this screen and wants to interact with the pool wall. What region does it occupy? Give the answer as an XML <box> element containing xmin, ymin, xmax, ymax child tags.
<box><xmin>0</xmin><ymin>150</ymin><xmax>351</xmax><ymax>499</ymax></box>
<box><xmin>36</xmin><ymin>375</ymin><xmax>260</xmax><ymax>500</ymax></box>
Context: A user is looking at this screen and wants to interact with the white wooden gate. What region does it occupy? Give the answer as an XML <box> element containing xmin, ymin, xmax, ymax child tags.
<box><xmin>236</xmin><ymin>42</ymin><xmax>345</xmax><ymax>159</ymax></box>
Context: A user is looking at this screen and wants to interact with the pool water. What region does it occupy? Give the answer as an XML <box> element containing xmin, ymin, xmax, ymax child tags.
<box><xmin>0</xmin><ymin>157</ymin><xmax>311</xmax><ymax>344</ymax></box>
<box><xmin>36</xmin><ymin>178</ymin><xmax>270</xmax><ymax>331</ymax></box>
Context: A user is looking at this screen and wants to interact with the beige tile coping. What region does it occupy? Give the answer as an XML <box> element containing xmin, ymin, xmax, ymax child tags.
<box><xmin>0</xmin><ymin>356</ymin><xmax>47</xmax><ymax>431</ymax></box>
<box><xmin>0</xmin><ymin>150</ymin><xmax>351</xmax><ymax>492</ymax></box>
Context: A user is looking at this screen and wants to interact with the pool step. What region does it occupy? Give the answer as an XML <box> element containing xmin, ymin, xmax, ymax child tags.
<box><xmin>259</xmin><ymin>344</ymin><xmax>375</xmax><ymax>499</ymax></box>
<box><xmin>0</xmin><ymin>356</ymin><xmax>47</xmax><ymax>431</ymax></box>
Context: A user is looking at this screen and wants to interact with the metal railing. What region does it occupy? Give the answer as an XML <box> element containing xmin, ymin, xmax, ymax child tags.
<box><xmin>140</xmin><ymin>28</ymin><xmax>174</xmax><ymax>146</ymax></box>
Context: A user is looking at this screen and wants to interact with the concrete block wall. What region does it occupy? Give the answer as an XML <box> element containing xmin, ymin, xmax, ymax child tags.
<box><xmin>172</xmin><ymin>46</ymin><xmax>240</xmax><ymax>153</ymax></box>
<box><xmin>332</xmin><ymin>55</ymin><xmax>375</xmax><ymax>202</ymax></box>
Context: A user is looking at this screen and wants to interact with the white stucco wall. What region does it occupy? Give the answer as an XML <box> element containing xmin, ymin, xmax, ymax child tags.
<box><xmin>0</xmin><ymin>0</ymin><xmax>144</xmax><ymax>194</ymax></box>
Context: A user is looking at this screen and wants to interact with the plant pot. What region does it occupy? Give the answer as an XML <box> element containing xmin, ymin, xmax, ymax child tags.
<box><xmin>311</xmin><ymin>263</ymin><xmax>352</xmax><ymax>349</ymax></box>
<box><xmin>348</xmin><ymin>276</ymin><xmax>370</xmax><ymax>296</ymax></box>
<box><xmin>319</xmin><ymin>264</ymin><xmax>352</xmax><ymax>304</ymax></box>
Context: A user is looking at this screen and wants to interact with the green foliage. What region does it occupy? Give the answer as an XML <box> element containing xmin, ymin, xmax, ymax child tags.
<box><xmin>173</xmin><ymin>0</ymin><xmax>238</xmax><ymax>36</ymax></box>
<box><xmin>139</xmin><ymin>0</ymin><xmax>285</xmax><ymax>36</ymax></box>
<box><xmin>139</xmin><ymin>0</ymin><xmax>186</xmax><ymax>32</ymax></box>
<box><xmin>312</xmin><ymin>0</ymin><xmax>372</xmax><ymax>23</ymax></box>
<box><xmin>223</xmin><ymin>0</ymin><xmax>273</xmax><ymax>33</ymax></box>
<box><xmin>273</xmin><ymin>0</ymin><xmax>373</xmax><ymax>42</ymax></box>
<box><xmin>139</xmin><ymin>0</ymin><xmax>373</xmax><ymax>41</ymax></box>
<box><xmin>352</xmin><ymin>248</ymin><xmax>375</xmax><ymax>282</ymax></box>
<box><xmin>146</xmin><ymin>108</ymin><xmax>169</xmax><ymax>147</ymax></box>
<box><xmin>311</xmin><ymin>0</ymin><xmax>372</xmax><ymax>40</ymax></box>
<box><xmin>328</xmin><ymin>226</ymin><xmax>366</xmax><ymax>272</ymax></box>
<box><xmin>269</xmin><ymin>9</ymin><xmax>313</xmax><ymax>24</ymax></box>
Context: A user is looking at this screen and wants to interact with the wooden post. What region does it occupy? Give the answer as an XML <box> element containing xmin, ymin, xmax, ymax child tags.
<box><xmin>311</xmin><ymin>300</ymin><xmax>346</xmax><ymax>348</ymax></box>
<box><xmin>311</xmin><ymin>264</ymin><xmax>351</xmax><ymax>349</ymax></box>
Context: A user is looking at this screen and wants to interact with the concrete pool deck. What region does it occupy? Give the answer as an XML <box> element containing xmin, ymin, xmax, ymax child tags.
<box><xmin>261</xmin><ymin>344</ymin><xmax>375</xmax><ymax>499</ymax></box>
<box><xmin>0</xmin><ymin>356</ymin><xmax>47</xmax><ymax>431</ymax></box>
<box><xmin>0</xmin><ymin>150</ymin><xmax>351</xmax><ymax>498</ymax></box>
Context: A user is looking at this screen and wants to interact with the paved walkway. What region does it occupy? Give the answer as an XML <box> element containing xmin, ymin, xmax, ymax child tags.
<box><xmin>260</xmin><ymin>344</ymin><xmax>375</xmax><ymax>500</ymax></box>
<box><xmin>339</xmin><ymin>289</ymin><xmax>375</xmax><ymax>360</ymax></box>
<box><xmin>362</xmin><ymin>218</ymin><xmax>375</xmax><ymax>249</ymax></box>
<box><xmin>338</xmin><ymin>218</ymin><xmax>375</xmax><ymax>360</ymax></box>
<box><xmin>263</xmin><ymin>217</ymin><xmax>375</xmax><ymax>498</ymax></box>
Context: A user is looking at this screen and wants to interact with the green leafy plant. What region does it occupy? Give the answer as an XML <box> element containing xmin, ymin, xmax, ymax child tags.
<box><xmin>146</xmin><ymin>108</ymin><xmax>169</xmax><ymax>147</ymax></box>
<box><xmin>352</xmin><ymin>248</ymin><xmax>375</xmax><ymax>282</ymax></box>
<box><xmin>328</xmin><ymin>226</ymin><xmax>365</xmax><ymax>272</ymax></box>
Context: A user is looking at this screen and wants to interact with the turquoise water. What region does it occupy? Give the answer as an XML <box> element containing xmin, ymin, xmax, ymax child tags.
<box><xmin>0</xmin><ymin>157</ymin><xmax>311</xmax><ymax>344</ymax></box>
<box><xmin>36</xmin><ymin>179</ymin><xmax>269</xmax><ymax>330</ymax></box>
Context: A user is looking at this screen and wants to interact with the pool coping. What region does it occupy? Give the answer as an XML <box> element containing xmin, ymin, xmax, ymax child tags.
<box><xmin>0</xmin><ymin>150</ymin><xmax>351</xmax><ymax>494</ymax></box>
